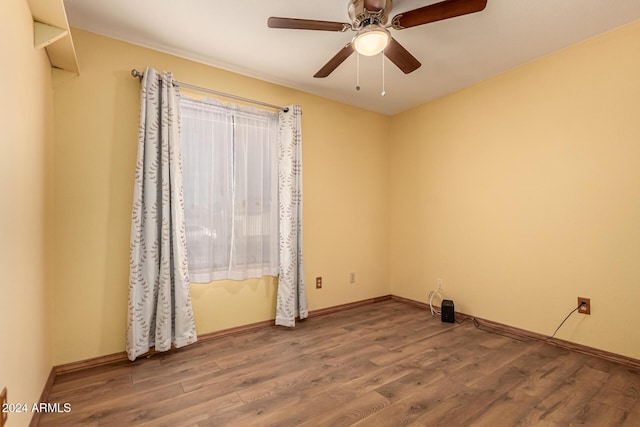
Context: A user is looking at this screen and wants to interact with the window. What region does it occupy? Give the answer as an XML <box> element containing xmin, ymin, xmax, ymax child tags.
<box><xmin>180</xmin><ymin>97</ymin><xmax>279</xmax><ymax>282</ymax></box>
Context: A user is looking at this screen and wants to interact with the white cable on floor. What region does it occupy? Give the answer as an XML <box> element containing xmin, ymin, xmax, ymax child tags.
<box><xmin>428</xmin><ymin>281</ymin><xmax>443</xmax><ymax>316</ymax></box>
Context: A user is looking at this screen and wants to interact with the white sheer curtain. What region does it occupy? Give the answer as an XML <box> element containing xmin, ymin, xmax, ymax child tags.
<box><xmin>276</xmin><ymin>105</ymin><xmax>308</xmax><ymax>326</ymax></box>
<box><xmin>181</xmin><ymin>97</ymin><xmax>279</xmax><ymax>282</ymax></box>
<box><xmin>126</xmin><ymin>68</ymin><xmax>197</xmax><ymax>361</ymax></box>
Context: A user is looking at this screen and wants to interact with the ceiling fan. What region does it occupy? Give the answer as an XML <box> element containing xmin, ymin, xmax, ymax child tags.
<box><xmin>268</xmin><ymin>0</ymin><xmax>488</xmax><ymax>78</ymax></box>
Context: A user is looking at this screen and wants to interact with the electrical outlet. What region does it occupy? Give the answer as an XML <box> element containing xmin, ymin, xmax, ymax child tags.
<box><xmin>578</xmin><ymin>297</ymin><xmax>591</xmax><ymax>315</ymax></box>
<box><xmin>316</xmin><ymin>277</ymin><xmax>322</xmax><ymax>289</ymax></box>
<box><xmin>349</xmin><ymin>272</ymin><xmax>356</xmax><ymax>284</ymax></box>
<box><xmin>1</xmin><ymin>387</ymin><xmax>7</xmax><ymax>427</ymax></box>
<box><xmin>437</xmin><ymin>278</ymin><xmax>443</xmax><ymax>288</ymax></box>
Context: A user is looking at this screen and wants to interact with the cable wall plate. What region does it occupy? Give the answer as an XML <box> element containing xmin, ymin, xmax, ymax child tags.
<box><xmin>578</xmin><ymin>297</ymin><xmax>591</xmax><ymax>315</ymax></box>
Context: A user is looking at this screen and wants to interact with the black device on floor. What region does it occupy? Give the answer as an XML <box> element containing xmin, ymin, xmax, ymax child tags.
<box><xmin>441</xmin><ymin>299</ymin><xmax>455</xmax><ymax>323</ymax></box>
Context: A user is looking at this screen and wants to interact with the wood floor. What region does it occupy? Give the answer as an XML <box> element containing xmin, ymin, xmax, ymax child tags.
<box><xmin>39</xmin><ymin>300</ymin><xmax>640</xmax><ymax>426</ymax></box>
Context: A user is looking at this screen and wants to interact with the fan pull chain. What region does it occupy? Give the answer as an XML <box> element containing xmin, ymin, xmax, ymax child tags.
<box><xmin>381</xmin><ymin>51</ymin><xmax>386</xmax><ymax>97</ymax></box>
<box><xmin>356</xmin><ymin>52</ymin><xmax>361</xmax><ymax>91</ymax></box>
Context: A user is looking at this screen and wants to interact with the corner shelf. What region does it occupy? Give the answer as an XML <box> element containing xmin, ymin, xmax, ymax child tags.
<box><xmin>34</xmin><ymin>21</ymin><xmax>68</xmax><ymax>49</ymax></box>
<box><xmin>27</xmin><ymin>0</ymin><xmax>79</xmax><ymax>74</ymax></box>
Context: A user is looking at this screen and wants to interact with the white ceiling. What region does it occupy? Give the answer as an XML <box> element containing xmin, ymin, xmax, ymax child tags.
<box><xmin>63</xmin><ymin>0</ymin><xmax>640</xmax><ymax>116</ymax></box>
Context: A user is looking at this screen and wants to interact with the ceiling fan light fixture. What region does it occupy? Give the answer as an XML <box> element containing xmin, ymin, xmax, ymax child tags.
<box><xmin>353</xmin><ymin>25</ymin><xmax>390</xmax><ymax>56</ymax></box>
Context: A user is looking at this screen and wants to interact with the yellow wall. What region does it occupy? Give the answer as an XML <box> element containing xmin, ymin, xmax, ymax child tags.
<box><xmin>390</xmin><ymin>21</ymin><xmax>640</xmax><ymax>359</ymax></box>
<box><xmin>0</xmin><ymin>0</ymin><xmax>54</xmax><ymax>425</ymax></box>
<box><xmin>51</xmin><ymin>19</ymin><xmax>640</xmax><ymax>365</ymax></box>
<box><xmin>52</xmin><ymin>29</ymin><xmax>391</xmax><ymax>364</ymax></box>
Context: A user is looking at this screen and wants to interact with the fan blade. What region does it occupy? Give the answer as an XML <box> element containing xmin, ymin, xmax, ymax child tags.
<box><xmin>392</xmin><ymin>0</ymin><xmax>487</xmax><ymax>30</ymax></box>
<box><xmin>384</xmin><ymin>37</ymin><xmax>421</xmax><ymax>74</ymax></box>
<box><xmin>364</xmin><ymin>0</ymin><xmax>387</xmax><ymax>12</ymax></box>
<box><xmin>268</xmin><ymin>17</ymin><xmax>350</xmax><ymax>32</ymax></box>
<box><xmin>314</xmin><ymin>43</ymin><xmax>355</xmax><ymax>78</ymax></box>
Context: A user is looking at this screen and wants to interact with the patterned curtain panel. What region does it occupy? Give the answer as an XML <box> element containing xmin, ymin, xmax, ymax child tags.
<box><xmin>276</xmin><ymin>105</ymin><xmax>308</xmax><ymax>327</ymax></box>
<box><xmin>126</xmin><ymin>68</ymin><xmax>197</xmax><ymax>361</ymax></box>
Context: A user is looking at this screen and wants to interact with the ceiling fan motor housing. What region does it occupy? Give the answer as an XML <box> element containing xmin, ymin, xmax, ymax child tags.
<box><xmin>349</xmin><ymin>0</ymin><xmax>393</xmax><ymax>28</ymax></box>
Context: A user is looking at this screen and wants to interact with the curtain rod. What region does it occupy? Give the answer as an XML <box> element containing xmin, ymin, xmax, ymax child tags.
<box><xmin>131</xmin><ymin>69</ymin><xmax>288</xmax><ymax>113</ymax></box>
